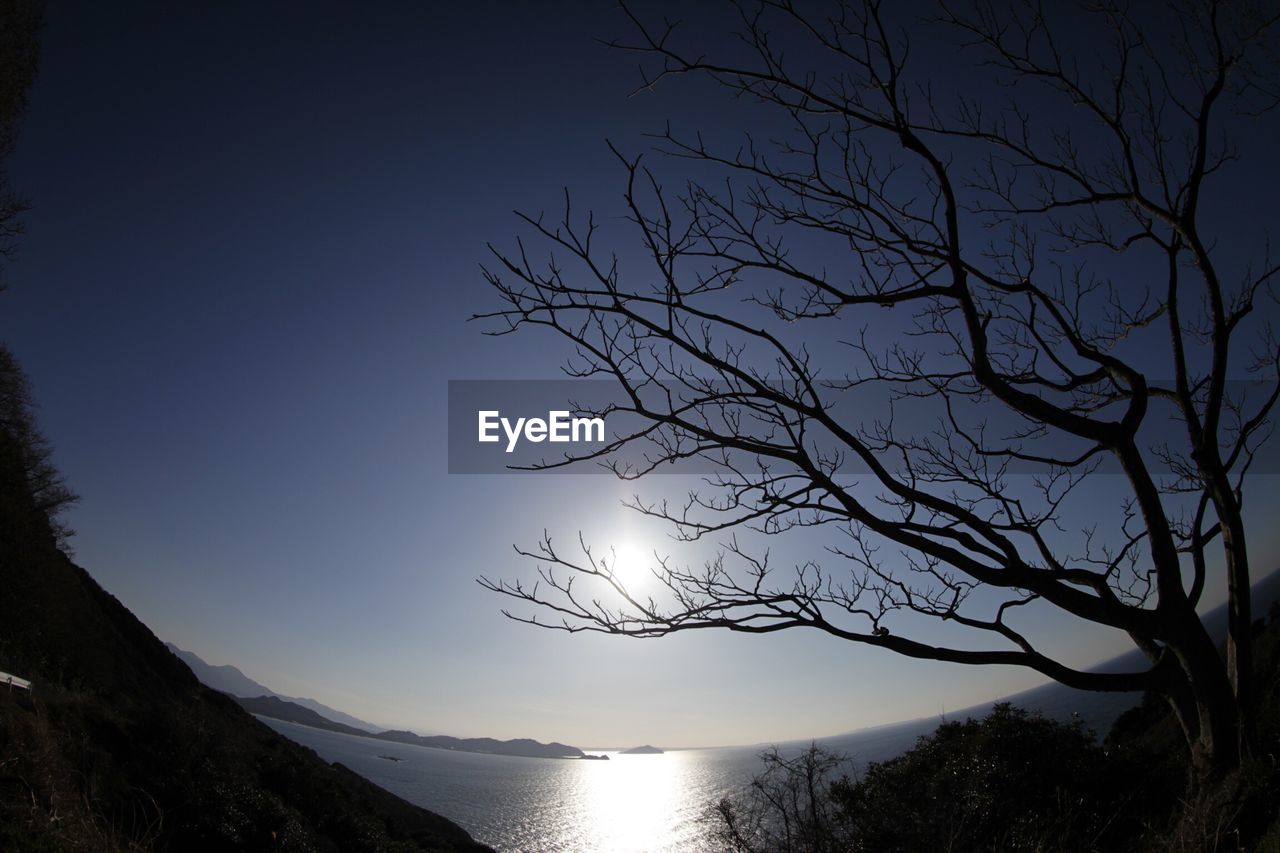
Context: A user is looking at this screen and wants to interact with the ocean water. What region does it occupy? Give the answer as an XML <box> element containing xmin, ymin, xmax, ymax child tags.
<box><xmin>259</xmin><ymin>678</ymin><xmax>1137</xmax><ymax>852</ymax></box>
<box><xmin>260</xmin><ymin>718</ymin><xmax>765</xmax><ymax>851</ymax></box>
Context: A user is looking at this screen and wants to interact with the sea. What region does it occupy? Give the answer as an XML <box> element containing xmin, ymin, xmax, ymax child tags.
<box><xmin>257</xmin><ymin>576</ymin><xmax>1280</xmax><ymax>851</ymax></box>
<box><xmin>261</xmin><ymin>717</ymin><xmax>765</xmax><ymax>851</ymax></box>
<box><xmin>260</xmin><ymin>681</ymin><xmax>1134</xmax><ymax>853</ymax></box>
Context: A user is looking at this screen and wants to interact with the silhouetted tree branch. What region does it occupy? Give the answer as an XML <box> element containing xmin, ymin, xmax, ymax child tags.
<box><xmin>477</xmin><ymin>0</ymin><xmax>1280</xmax><ymax>775</ymax></box>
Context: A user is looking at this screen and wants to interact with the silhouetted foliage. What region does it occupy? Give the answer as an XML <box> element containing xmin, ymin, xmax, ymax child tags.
<box><xmin>714</xmin><ymin>706</ymin><xmax>1135</xmax><ymax>853</ymax></box>
<box><xmin>713</xmin><ymin>744</ymin><xmax>856</xmax><ymax>853</ymax></box>
<box><xmin>714</xmin><ymin>613</ymin><xmax>1280</xmax><ymax>852</ymax></box>
<box><xmin>0</xmin><ymin>0</ymin><xmax>41</xmax><ymax>289</ymax></box>
<box><xmin>0</xmin><ymin>343</ymin><xmax>76</xmax><ymax>548</ymax></box>
<box><xmin>839</xmin><ymin>705</ymin><xmax>1133</xmax><ymax>852</ymax></box>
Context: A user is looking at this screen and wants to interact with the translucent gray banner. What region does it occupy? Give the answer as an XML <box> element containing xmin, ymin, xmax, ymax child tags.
<box><xmin>446</xmin><ymin>379</ymin><xmax>1280</xmax><ymax>477</ymax></box>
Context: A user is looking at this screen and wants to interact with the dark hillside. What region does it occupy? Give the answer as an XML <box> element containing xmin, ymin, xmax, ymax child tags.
<box><xmin>0</xmin><ymin>425</ymin><xmax>489</xmax><ymax>851</ymax></box>
<box><xmin>236</xmin><ymin>694</ymin><xmax>372</xmax><ymax>737</ymax></box>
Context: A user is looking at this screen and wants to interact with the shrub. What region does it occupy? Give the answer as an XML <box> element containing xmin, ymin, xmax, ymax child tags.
<box><xmin>713</xmin><ymin>704</ymin><xmax>1142</xmax><ymax>853</ymax></box>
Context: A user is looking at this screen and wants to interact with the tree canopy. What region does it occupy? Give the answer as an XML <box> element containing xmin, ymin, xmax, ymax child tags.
<box><xmin>479</xmin><ymin>0</ymin><xmax>1280</xmax><ymax>774</ymax></box>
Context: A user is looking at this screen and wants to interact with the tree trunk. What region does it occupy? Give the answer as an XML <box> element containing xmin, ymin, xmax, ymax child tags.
<box><xmin>1221</xmin><ymin>513</ymin><xmax>1253</xmax><ymax>760</ymax></box>
<box><xmin>1164</xmin><ymin>613</ymin><xmax>1243</xmax><ymax>778</ymax></box>
<box><xmin>1200</xmin><ymin>450</ymin><xmax>1253</xmax><ymax>761</ymax></box>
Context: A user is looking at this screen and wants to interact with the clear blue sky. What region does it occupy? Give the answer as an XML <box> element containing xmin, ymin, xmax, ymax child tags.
<box><xmin>4</xmin><ymin>0</ymin><xmax>1278</xmax><ymax>747</ymax></box>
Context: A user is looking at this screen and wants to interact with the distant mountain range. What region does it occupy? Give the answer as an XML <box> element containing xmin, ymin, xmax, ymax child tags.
<box><xmin>375</xmin><ymin>729</ymin><xmax>584</xmax><ymax>759</ymax></box>
<box><xmin>169</xmin><ymin>646</ymin><xmax>587</xmax><ymax>759</ymax></box>
<box><xmin>233</xmin><ymin>695</ymin><xmax>586</xmax><ymax>759</ymax></box>
<box><xmin>165</xmin><ymin>643</ymin><xmax>385</xmax><ymax>733</ymax></box>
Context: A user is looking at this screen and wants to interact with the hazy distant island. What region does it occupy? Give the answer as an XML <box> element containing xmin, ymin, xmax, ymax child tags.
<box><xmin>234</xmin><ymin>694</ymin><xmax>587</xmax><ymax>759</ymax></box>
<box><xmin>619</xmin><ymin>744</ymin><xmax>664</xmax><ymax>755</ymax></box>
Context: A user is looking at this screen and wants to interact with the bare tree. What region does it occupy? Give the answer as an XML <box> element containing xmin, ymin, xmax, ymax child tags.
<box><xmin>477</xmin><ymin>0</ymin><xmax>1280</xmax><ymax>775</ymax></box>
<box><xmin>712</xmin><ymin>744</ymin><xmax>855</xmax><ymax>853</ymax></box>
<box><xmin>0</xmin><ymin>4</ymin><xmax>63</xmax><ymax>541</ymax></box>
<box><xmin>0</xmin><ymin>0</ymin><xmax>41</xmax><ymax>290</ymax></box>
<box><xmin>0</xmin><ymin>344</ymin><xmax>78</xmax><ymax>547</ymax></box>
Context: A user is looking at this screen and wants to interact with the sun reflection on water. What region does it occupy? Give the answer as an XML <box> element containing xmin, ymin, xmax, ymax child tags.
<box><xmin>259</xmin><ymin>718</ymin><xmax>759</xmax><ymax>852</ymax></box>
<box><xmin>579</xmin><ymin>753</ymin><xmax>685</xmax><ymax>851</ymax></box>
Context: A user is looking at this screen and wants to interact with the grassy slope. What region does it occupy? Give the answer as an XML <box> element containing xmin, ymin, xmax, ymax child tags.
<box><xmin>0</xmin><ymin>434</ymin><xmax>491</xmax><ymax>852</ymax></box>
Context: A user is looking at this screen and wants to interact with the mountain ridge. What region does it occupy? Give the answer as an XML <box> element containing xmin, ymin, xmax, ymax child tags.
<box><xmin>166</xmin><ymin>643</ymin><xmax>386</xmax><ymax>733</ymax></box>
<box><xmin>234</xmin><ymin>694</ymin><xmax>587</xmax><ymax>759</ymax></box>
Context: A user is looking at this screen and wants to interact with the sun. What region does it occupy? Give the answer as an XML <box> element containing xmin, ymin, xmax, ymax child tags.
<box><xmin>608</xmin><ymin>542</ymin><xmax>651</xmax><ymax>590</ymax></box>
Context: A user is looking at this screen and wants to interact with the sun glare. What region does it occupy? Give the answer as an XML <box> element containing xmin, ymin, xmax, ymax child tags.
<box><xmin>609</xmin><ymin>543</ymin><xmax>651</xmax><ymax>590</ymax></box>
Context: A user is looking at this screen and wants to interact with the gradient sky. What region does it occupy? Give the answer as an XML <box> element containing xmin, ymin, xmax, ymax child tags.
<box><xmin>4</xmin><ymin>0</ymin><xmax>1279</xmax><ymax>747</ymax></box>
